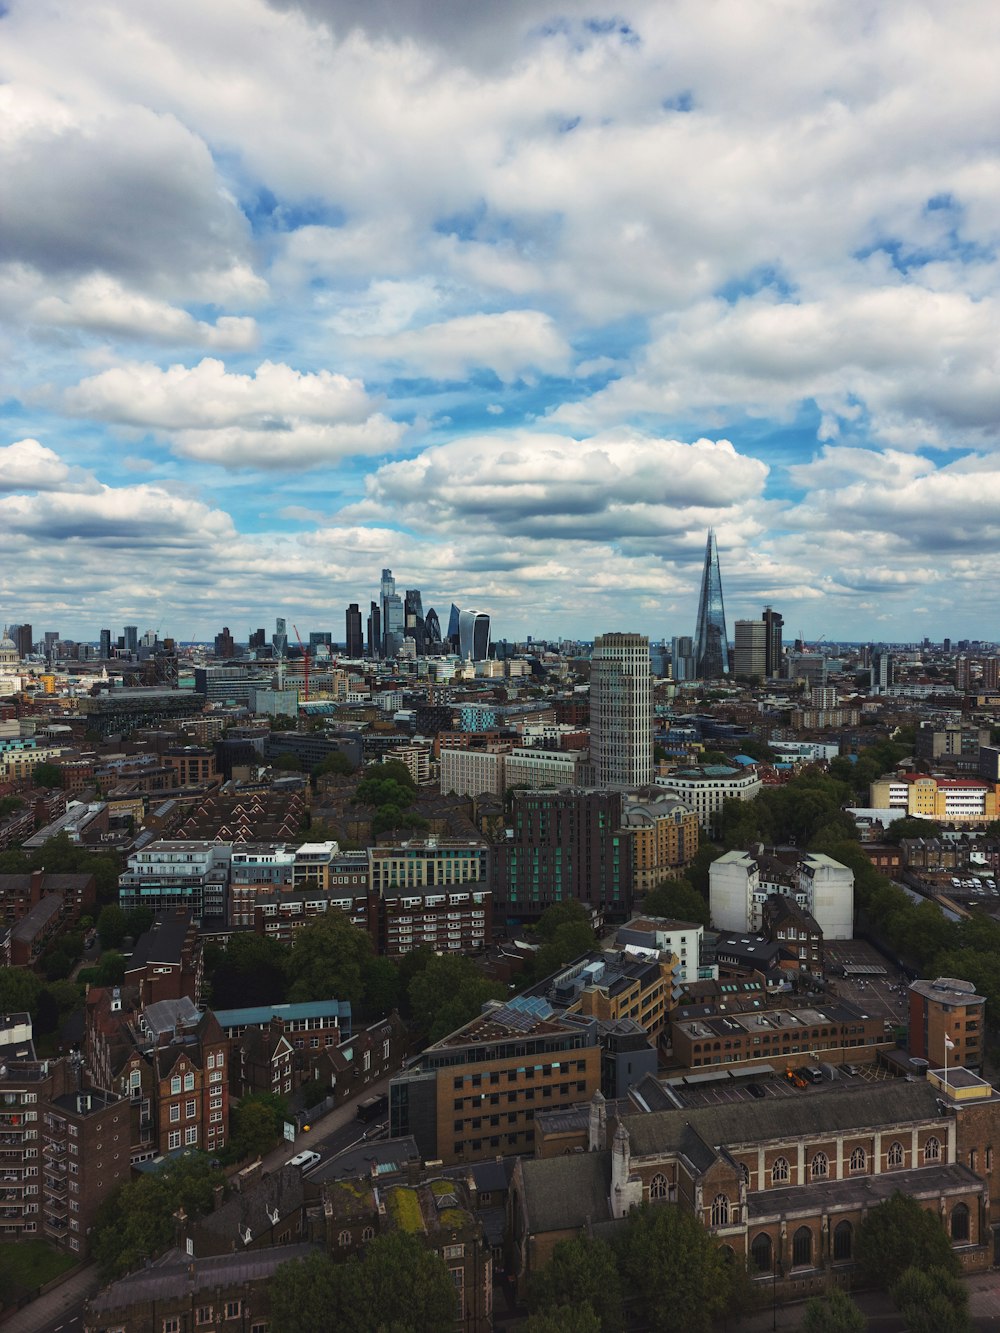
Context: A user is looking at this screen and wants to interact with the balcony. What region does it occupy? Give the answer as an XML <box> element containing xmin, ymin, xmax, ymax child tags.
<box><xmin>44</xmin><ymin>1195</ymin><xmax>68</xmax><ymax>1217</ymax></box>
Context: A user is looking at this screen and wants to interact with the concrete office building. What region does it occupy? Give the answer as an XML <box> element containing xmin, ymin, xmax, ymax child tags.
<box><xmin>590</xmin><ymin>632</ymin><xmax>652</xmax><ymax>788</ymax></box>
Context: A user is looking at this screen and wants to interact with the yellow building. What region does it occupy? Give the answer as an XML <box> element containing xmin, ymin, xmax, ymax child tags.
<box><xmin>621</xmin><ymin>797</ymin><xmax>699</xmax><ymax>895</ymax></box>
<box><xmin>870</xmin><ymin>774</ymin><xmax>1000</xmax><ymax>823</ymax></box>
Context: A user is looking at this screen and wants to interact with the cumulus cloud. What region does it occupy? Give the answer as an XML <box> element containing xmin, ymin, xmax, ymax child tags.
<box><xmin>30</xmin><ymin>275</ymin><xmax>258</xmax><ymax>349</ymax></box>
<box><xmin>364</xmin><ymin>429</ymin><xmax>768</xmax><ymax>540</ymax></box>
<box><xmin>60</xmin><ymin>358</ymin><xmax>406</xmax><ymax>468</ymax></box>
<box><xmin>356</xmin><ymin>310</ymin><xmax>571</xmax><ymax>382</ymax></box>
<box><xmin>0</xmin><ymin>439</ymin><xmax>77</xmax><ymax>493</ymax></box>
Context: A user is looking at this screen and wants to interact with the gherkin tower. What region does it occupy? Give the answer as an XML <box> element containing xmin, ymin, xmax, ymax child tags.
<box><xmin>693</xmin><ymin>529</ymin><xmax>729</xmax><ymax>679</ymax></box>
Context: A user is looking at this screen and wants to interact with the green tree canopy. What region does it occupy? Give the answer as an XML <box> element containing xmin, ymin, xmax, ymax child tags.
<box><xmin>286</xmin><ymin>909</ymin><xmax>372</xmax><ymax>1005</ymax></box>
<box><xmin>856</xmin><ymin>1192</ymin><xmax>959</xmax><ymax>1288</ymax></box>
<box><xmin>0</xmin><ymin>966</ymin><xmax>42</xmax><ymax>1017</ymax></box>
<box><xmin>361</xmin><ymin>955</ymin><xmax>401</xmax><ymax>1015</ymax></box>
<box><xmin>801</xmin><ymin>1286</ymin><xmax>867</xmax><ymax>1333</ymax></box>
<box><xmin>228</xmin><ymin>1092</ymin><xmax>287</xmax><ymax>1161</ymax></box>
<box><xmin>528</xmin><ymin>1234</ymin><xmax>622</xmax><ymax>1331</ymax></box>
<box><xmin>92</xmin><ymin>1153</ymin><xmax>224</xmax><ymax>1279</ymax></box>
<box><xmin>617</xmin><ymin>1204</ymin><xmax>746</xmax><ymax>1332</ymax></box>
<box><xmin>407</xmin><ymin>952</ymin><xmax>506</xmax><ymax>1042</ymax></box>
<box><xmin>641</xmin><ymin>878</ymin><xmax>709</xmax><ymax>927</ymax></box>
<box><xmin>523</xmin><ymin>1305</ymin><xmax>603</xmax><ymax>1333</ymax></box>
<box><xmin>270</xmin><ymin>1232</ymin><xmax>457</xmax><ymax>1333</ymax></box>
<box><xmin>890</xmin><ymin>1266</ymin><xmax>970</xmax><ymax>1333</ymax></box>
<box><xmin>32</xmin><ymin>761</ymin><xmax>63</xmax><ymax>788</ymax></box>
<box><xmin>274</xmin><ymin>751</ymin><xmax>303</xmax><ymax>771</ymax></box>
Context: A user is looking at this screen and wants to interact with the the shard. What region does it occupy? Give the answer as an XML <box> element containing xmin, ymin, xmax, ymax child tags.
<box><xmin>693</xmin><ymin>529</ymin><xmax>730</xmax><ymax>679</ymax></box>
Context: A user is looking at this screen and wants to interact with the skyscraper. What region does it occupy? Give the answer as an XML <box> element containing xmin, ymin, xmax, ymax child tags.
<box><xmin>345</xmin><ymin>604</ymin><xmax>364</xmax><ymax>657</ymax></box>
<box><xmin>693</xmin><ymin>530</ymin><xmax>729</xmax><ymax>679</ymax></box>
<box><xmin>273</xmin><ymin>616</ymin><xmax>288</xmax><ymax>657</ymax></box>
<box><xmin>670</xmin><ymin>635</ymin><xmax>695</xmax><ymax>682</ymax></box>
<box><xmin>123</xmin><ymin>626</ymin><xmax>138</xmax><ymax>654</ymax></box>
<box><xmin>367</xmin><ymin>601</ymin><xmax>382</xmax><ymax>658</ymax></box>
<box><xmin>458</xmin><ymin>609</ymin><xmax>491</xmax><ymax>662</ymax></box>
<box><xmin>380</xmin><ymin>568</ymin><xmax>404</xmax><ymax>657</ymax></box>
<box><xmin>404</xmin><ymin>589</ymin><xmax>426</xmax><ymax>654</ymax></box>
<box><xmin>424</xmin><ymin>607</ymin><xmax>442</xmax><ymax>651</ymax></box>
<box><xmin>762</xmin><ymin>605</ymin><xmax>784</xmax><ymax>678</ymax></box>
<box><xmin>590</xmin><ymin>632</ymin><xmax>653</xmax><ymax>788</ymax></box>
<box><xmin>98</xmin><ymin>627</ymin><xmax>111</xmax><ymax>659</ymax></box>
<box><xmin>733</xmin><ymin>620</ymin><xmax>767</xmax><ymax>679</ymax></box>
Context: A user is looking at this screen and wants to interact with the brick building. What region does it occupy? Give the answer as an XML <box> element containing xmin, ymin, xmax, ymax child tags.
<box><xmin>909</xmin><ymin>976</ymin><xmax>986</xmax><ymax>1070</ymax></box>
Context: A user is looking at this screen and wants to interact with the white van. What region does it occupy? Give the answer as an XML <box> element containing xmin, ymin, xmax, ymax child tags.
<box><xmin>288</xmin><ymin>1150</ymin><xmax>321</xmax><ymax>1170</ymax></box>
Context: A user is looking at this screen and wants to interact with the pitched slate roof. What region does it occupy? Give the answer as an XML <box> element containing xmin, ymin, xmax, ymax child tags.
<box><xmin>624</xmin><ymin>1081</ymin><xmax>944</xmax><ymax>1160</ymax></box>
<box><xmin>518</xmin><ymin>1152</ymin><xmax>612</xmax><ymax>1233</ymax></box>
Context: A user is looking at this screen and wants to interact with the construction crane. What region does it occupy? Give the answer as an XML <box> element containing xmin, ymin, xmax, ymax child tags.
<box><xmin>292</xmin><ymin>624</ymin><xmax>310</xmax><ymax>702</ymax></box>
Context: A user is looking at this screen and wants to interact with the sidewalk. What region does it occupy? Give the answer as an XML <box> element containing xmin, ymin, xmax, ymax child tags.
<box><xmin>257</xmin><ymin>1069</ymin><xmax>396</xmax><ymax>1175</ymax></box>
<box><xmin>0</xmin><ymin>1263</ymin><xmax>101</xmax><ymax>1333</ymax></box>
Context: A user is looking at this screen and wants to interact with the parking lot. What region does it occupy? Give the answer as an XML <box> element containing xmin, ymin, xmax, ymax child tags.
<box><xmin>824</xmin><ymin>939</ymin><xmax>910</xmax><ymax>1028</ymax></box>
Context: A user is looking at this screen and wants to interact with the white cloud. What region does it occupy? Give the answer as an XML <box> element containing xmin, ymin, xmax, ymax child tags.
<box><xmin>30</xmin><ymin>275</ymin><xmax>258</xmax><ymax>349</ymax></box>
<box><xmin>0</xmin><ymin>439</ymin><xmax>76</xmax><ymax>493</ymax></box>
<box><xmin>357</xmin><ymin>310</ymin><xmax>571</xmax><ymax>382</ymax></box>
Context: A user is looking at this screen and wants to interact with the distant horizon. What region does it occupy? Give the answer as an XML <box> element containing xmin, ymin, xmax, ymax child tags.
<box><xmin>2</xmin><ymin>3</ymin><xmax>999</xmax><ymax>641</ymax></box>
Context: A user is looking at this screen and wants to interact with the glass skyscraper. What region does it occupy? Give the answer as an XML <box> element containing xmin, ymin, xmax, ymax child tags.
<box><xmin>693</xmin><ymin>530</ymin><xmax>729</xmax><ymax>679</ymax></box>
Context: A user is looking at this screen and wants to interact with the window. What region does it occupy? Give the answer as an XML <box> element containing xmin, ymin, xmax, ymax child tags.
<box><xmin>225</xmin><ymin>1301</ymin><xmax>241</xmax><ymax>1320</ymax></box>
<box><xmin>170</xmin><ymin>1076</ymin><xmax>181</xmax><ymax>1095</ymax></box>
<box><xmin>185</xmin><ymin>1127</ymin><xmax>198</xmax><ymax>1145</ymax></box>
<box><xmin>197</xmin><ymin>1308</ymin><xmax>213</xmax><ymax>1325</ymax></box>
<box><xmin>710</xmin><ymin>1194</ymin><xmax>729</xmax><ymax>1227</ymax></box>
<box><xmin>951</xmin><ymin>1202</ymin><xmax>970</xmax><ymax>1242</ymax></box>
<box><xmin>339</xmin><ymin>1230</ymin><xmax>351</xmax><ymax>1247</ymax></box>
<box><xmin>810</xmin><ymin>1152</ymin><xmax>828</xmax><ymax>1179</ymax></box>
<box><xmin>751</xmin><ymin>1232</ymin><xmax>772</xmax><ymax>1273</ymax></box>
<box><xmin>849</xmin><ymin>1147</ymin><xmax>867</xmax><ymax>1173</ymax></box>
<box><xmin>739</xmin><ymin>1163</ymin><xmax>750</xmax><ymax>1186</ymax></box>
<box><xmin>924</xmin><ymin>1136</ymin><xmax>941</xmax><ymax>1163</ymax></box>
<box><xmin>169</xmin><ymin>1104</ymin><xmax>180</xmax><ymax>1123</ymax></box>
<box><xmin>771</xmin><ymin>1156</ymin><xmax>789</xmax><ymax>1185</ymax></box>
<box><xmin>649</xmin><ymin>1173</ymin><xmax>668</xmax><ymax>1200</ymax></box>
<box><xmin>168</xmin><ymin>1131</ymin><xmax>181</xmax><ymax>1150</ymax></box>
<box><xmin>887</xmin><ymin>1141</ymin><xmax>904</xmax><ymax>1168</ymax></box>
<box><xmin>163</xmin><ymin>1320</ymin><xmax>180</xmax><ymax>1333</ymax></box>
<box><xmin>185</xmin><ymin>1100</ymin><xmax>197</xmax><ymax>1119</ymax></box>
<box><xmin>361</xmin><ymin>1226</ymin><xmax>375</xmax><ymax>1242</ymax></box>
<box><xmin>833</xmin><ymin>1221</ymin><xmax>853</xmax><ymax>1262</ymax></box>
<box><xmin>792</xmin><ymin>1226</ymin><xmax>812</xmax><ymax>1268</ymax></box>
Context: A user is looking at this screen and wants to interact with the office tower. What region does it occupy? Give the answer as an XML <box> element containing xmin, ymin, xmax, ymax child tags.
<box><xmin>733</xmin><ymin>620</ymin><xmax>767</xmax><ymax>679</ymax></box>
<box><xmin>404</xmin><ymin>589</ymin><xmax>426</xmax><ymax>654</ymax></box>
<box><xmin>943</xmin><ymin>637</ymin><xmax>952</xmax><ymax>653</ymax></box>
<box><xmin>447</xmin><ymin>603</ymin><xmax>461</xmax><ymax>654</ymax></box>
<box><xmin>44</xmin><ymin>629</ymin><xmax>60</xmax><ymax>654</ymax></box>
<box><xmin>380</xmin><ymin>568</ymin><xmax>404</xmax><ymax>657</ymax></box>
<box><xmin>367</xmin><ymin>601</ymin><xmax>382</xmax><ymax>658</ymax></box>
<box><xmin>671</xmin><ymin>635</ymin><xmax>695</xmax><ymax>682</ymax></box>
<box><xmin>458</xmin><ymin>609</ymin><xmax>491</xmax><ymax>662</ymax></box>
<box><xmin>98</xmin><ymin>627</ymin><xmax>111</xmax><ymax>659</ymax></box>
<box><xmin>693</xmin><ymin>530</ymin><xmax>729</xmax><ymax>679</ymax></box>
<box><xmin>424</xmin><ymin>607</ymin><xmax>442</xmax><ymax>651</ymax></box>
<box><xmin>590</xmin><ymin>631</ymin><xmax>653</xmax><ymax>788</ymax></box>
<box><xmin>762</xmin><ymin>605</ymin><xmax>784</xmax><ymax>678</ymax></box>
<box><xmin>248</xmin><ymin>628</ymin><xmax>266</xmax><ymax>651</ymax></box>
<box><xmin>122</xmin><ymin>625</ymin><xmax>138</xmax><ymax>653</ymax></box>
<box><xmin>272</xmin><ymin>616</ymin><xmax>288</xmax><ymax>657</ymax></box>
<box><xmin>13</xmin><ymin>623</ymin><xmax>33</xmax><ymax>658</ymax></box>
<box><xmin>345</xmin><ymin>604</ymin><xmax>364</xmax><ymax>657</ymax></box>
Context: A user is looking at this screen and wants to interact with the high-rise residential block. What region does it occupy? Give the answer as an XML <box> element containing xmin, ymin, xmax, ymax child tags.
<box><xmin>590</xmin><ymin>631</ymin><xmax>652</xmax><ymax>788</ymax></box>
<box><xmin>762</xmin><ymin>605</ymin><xmax>784</xmax><ymax>677</ymax></box>
<box><xmin>693</xmin><ymin>529</ymin><xmax>729</xmax><ymax>679</ymax></box>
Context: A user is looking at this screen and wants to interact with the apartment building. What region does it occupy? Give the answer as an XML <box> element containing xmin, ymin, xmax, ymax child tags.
<box><xmin>909</xmin><ymin>977</ymin><xmax>986</xmax><ymax>1070</ymax></box>
<box><xmin>620</xmin><ymin>796</ymin><xmax>700</xmax><ymax>894</ymax></box>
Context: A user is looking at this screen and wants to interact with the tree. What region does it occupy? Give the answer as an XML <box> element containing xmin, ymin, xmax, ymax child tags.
<box><xmin>315</xmin><ymin>750</ymin><xmax>355</xmax><ymax>777</ymax></box>
<box><xmin>362</xmin><ymin>956</ymin><xmax>401</xmax><ymax>1014</ymax></box>
<box><xmin>286</xmin><ymin>909</ymin><xmax>372</xmax><ymax>1004</ymax></box>
<box><xmin>617</xmin><ymin>1204</ymin><xmax>740</xmax><ymax>1332</ymax></box>
<box><xmin>407</xmin><ymin>953</ymin><xmax>506</xmax><ymax>1042</ymax></box>
<box><xmin>641</xmin><ymin>878</ymin><xmax>709</xmax><ymax>928</ymax></box>
<box><xmin>801</xmin><ymin>1286</ymin><xmax>867</xmax><ymax>1333</ymax></box>
<box><xmin>272</xmin><ymin>1232</ymin><xmax>457</xmax><ymax>1333</ymax></box>
<box><xmin>686</xmin><ymin>843</ymin><xmax>723</xmax><ymax>896</ymax></box>
<box><xmin>523</xmin><ymin>1305</ymin><xmax>603</xmax><ymax>1333</ymax></box>
<box><xmin>92</xmin><ymin>1153</ymin><xmax>224</xmax><ymax>1279</ymax></box>
<box><xmin>270</xmin><ymin>1250</ymin><xmax>344</xmax><ymax>1333</ymax></box>
<box><xmin>856</xmin><ymin>1192</ymin><xmax>959</xmax><ymax>1288</ymax></box>
<box><xmin>97</xmin><ymin>903</ymin><xmax>127</xmax><ymax>950</ymax></box>
<box><xmin>229</xmin><ymin>1093</ymin><xmax>287</xmax><ymax>1161</ymax></box>
<box><xmin>528</xmin><ymin>1235</ymin><xmax>622</xmax><ymax>1331</ymax></box>
<box><xmin>32</xmin><ymin>761</ymin><xmax>63</xmax><ymax>788</ymax></box>
<box><xmin>535</xmin><ymin>900</ymin><xmax>593</xmax><ymax>942</ymax></box>
<box><xmin>211</xmin><ymin>933</ymin><xmax>290</xmax><ymax>1008</ymax></box>
<box><xmin>890</xmin><ymin>1266</ymin><xmax>971</xmax><ymax>1333</ymax></box>
<box><xmin>274</xmin><ymin>751</ymin><xmax>303</xmax><ymax>771</ymax></box>
<box><xmin>0</xmin><ymin>966</ymin><xmax>42</xmax><ymax>1017</ymax></box>
<box><xmin>0</xmin><ymin>795</ymin><xmax>23</xmax><ymax>817</ymax></box>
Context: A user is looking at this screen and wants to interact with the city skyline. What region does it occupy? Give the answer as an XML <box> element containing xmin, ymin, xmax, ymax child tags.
<box><xmin>2</xmin><ymin>3</ymin><xmax>1000</xmax><ymax>640</ymax></box>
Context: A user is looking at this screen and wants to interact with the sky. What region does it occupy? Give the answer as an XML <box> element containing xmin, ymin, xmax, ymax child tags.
<box><xmin>2</xmin><ymin>0</ymin><xmax>1000</xmax><ymax>647</ymax></box>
